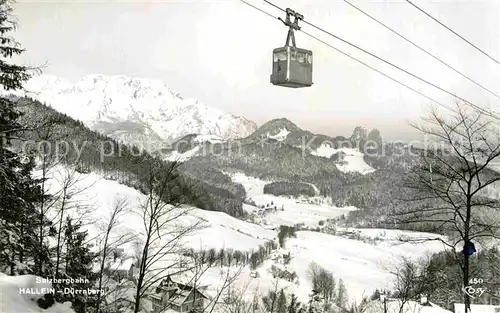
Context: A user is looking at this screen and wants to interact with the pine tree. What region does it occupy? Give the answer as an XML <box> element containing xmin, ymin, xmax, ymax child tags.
<box><xmin>307</xmin><ymin>290</ymin><xmax>321</xmax><ymax>313</ymax></box>
<box><xmin>0</xmin><ymin>0</ymin><xmax>46</xmax><ymax>275</ymax></box>
<box><xmin>54</xmin><ymin>217</ymin><xmax>97</xmax><ymax>313</ymax></box>
<box><xmin>15</xmin><ymin>156</ymin><xmax>50</xmax><ymax>273</ymax></box>
<box><xmin>262</xmin><ymin>289</ymin><xmax>278</xmax><ymax>313</ymax></box>
<box><xmin>336</xmin><ymin>279</ymin><xmax>348</xmax><ymax>309</ymax></box>
<box><xmin>288</xmin><ymin>294</ymin><xmax>304</xmax><ymax>313</ymax></box>
<box><xmin>277</xmin><ymin>289</ymin><xmax>288</xmax><ymax>313</ymax></box>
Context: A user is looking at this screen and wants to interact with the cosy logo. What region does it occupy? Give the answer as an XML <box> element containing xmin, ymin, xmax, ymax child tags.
<box><xmin>463</xmin><ymin>278</ymin><xmax>487</xmax><ymax>298</ymax></box>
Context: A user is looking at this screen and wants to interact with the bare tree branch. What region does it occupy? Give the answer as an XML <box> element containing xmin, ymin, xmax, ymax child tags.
<box><xmin>392</xmin><ymin>101</ymin><xmax>500</xmax><ymax>313</ymax></box>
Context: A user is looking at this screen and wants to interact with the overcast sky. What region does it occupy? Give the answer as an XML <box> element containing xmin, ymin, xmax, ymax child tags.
<box><xmin>11</xmin><ymin>0</ymin><xmax>500</xmax><ymax>140</ymax></box>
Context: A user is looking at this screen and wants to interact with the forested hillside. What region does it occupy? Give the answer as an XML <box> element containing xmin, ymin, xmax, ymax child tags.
<box><xmin>263</xmin><ymin>181</ymin><xmax>317</xmax><ymax>197</ymax></box>
<box><xmin>363</xmin><ymin>142</ymin><xmax>422</xmax><ymax>171</ymax></box>
<box><xmin>240</xmin><ymin>118</ymin><xmax>349</xmax><ymax>150</ymax></box>
<box><xmin>187</xmin><ymin>140</ymin><xmax>346</xmax><ymax>182</ymax></box>
<box><xmin>14</xmin><ymin>97</ymin><xmax>246</xmax><ymax>217</ymax></box>
<box><xmin>413</xmin><ymin>247</ymin><xmax>500</xmax><ymax>310</ymax></box>
<box><xmin>15</xmin><ymin>96</ymin><xmax>440</xmax><ymax>225</ymax></box>
<box><xmin>187</xmin><ymin>140</ymin><xmax>411</xmax><ymax>209</ymax></box>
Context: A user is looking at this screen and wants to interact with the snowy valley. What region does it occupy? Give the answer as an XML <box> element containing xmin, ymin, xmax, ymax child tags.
<box><xmin>1</xmin><ymin>163</ymin><xmax>446</xmax><ymax>313</ymax></box>
<box><xmin>2</xmin><ymin>73</ymin><xmax>500</xmax><ymax>313</ymax></box>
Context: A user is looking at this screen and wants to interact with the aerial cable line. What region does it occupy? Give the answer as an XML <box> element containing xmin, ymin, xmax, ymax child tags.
<box><xmin>343</xmin><ymin>0</ymin><xmax>500</xmax><ymax>102</ymax></box>
<box><xmin>299</xmin><ymin>29</ymin><xmax>451</xmax><ymax>111</ymax></box>
<box><xmin>238</xmin><ymin>0</ymin><xmax>498</xmax><ymax>118</ymax></box>
<box><xmin>238</xmin><ymin>0</ymin><xmax>450</xmax><ymax>111</ymax></box>
<box><xmin>406</xmin><ymin>0</ymin><xmax>500</xmax><ymax>66</ymax></box>
<box><xmin>240</xmin><ymin>0</ymin><xmax>277</xmax><ymax>19</ymax></box>
<box><xmin>261</xmin><ymin>0</ymin><xmax>500</xmax><ymax>119</ymax></box>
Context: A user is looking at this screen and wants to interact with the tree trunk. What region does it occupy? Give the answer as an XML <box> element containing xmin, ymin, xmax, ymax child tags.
<box><xmin>96</xmin><ymin>228</ymin><xmax>111</xmax><ymax>313</ymax></box>
<box><xmin>19</xmin><ymin>221</ymin><xmax>24</xmax><ymax>264</ymax></box>
<box><xmin>55</xmin><ymin>194</ymin><xmax>67</xmax><ymax>278</ymax></box>
<box><xmin>38</xmin><ymin>157</ymin><xmax>47</xmax><ymax>275</ymax></box>
<box><xmin>464</xmin><ymin>254</ymin><xmax>470</xmax><ymax>313</ymax></box>
<box><xmin>133</xmin><ymin>218</ymin><xmax>153</xmax><ymax>313</ymax></box>
<box><xmin>464</xmin><ymin>190</ymin><xmax>472</xmax><ymax>313</ymax></box>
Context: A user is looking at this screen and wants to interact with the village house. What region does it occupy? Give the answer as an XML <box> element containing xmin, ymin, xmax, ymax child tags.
<box><xmin>108</xmin><ymin>257</ymin><xmax>137</xmax><ymax>282</ymax></box>
<box><xmin>149</xmin><ymin>275</ymin><xmax>207</xmax><ymax>313</ymax></box>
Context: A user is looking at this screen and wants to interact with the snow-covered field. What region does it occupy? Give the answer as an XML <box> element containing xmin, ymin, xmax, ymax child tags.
<box><xmin>311</xmin><ymin>144</ymin><xmax>376</xmax><ymax>174</ymax></box>
<box><xmin>286</xmin><ymin>230</ymin><xmax>445</xmax><ymax>301</ymax></box>
<box><xmin>231</xmin><ymin>172</ymin><xmax>357</xmax><ymax>227</ymax></box>
<box><xmin>171</xmin><ymin>228</ymin><xmax>445</xmax><ymax>304</ymax></box>
<box><xmin>34</xmin><ymin>165</ymin><xmax>276</xmax><ymax>253</ymax></box>
<box><xmin>27</xmin><ymin>166</ymin><xmax>447</xmax><ymax>307</ymax></box>
<box><xmin>356</xmin><ymin>228</ymin><xmax>446</xmax><ymax>242</ymax></box>
<box><xmin>225</xmin><ymin>172</ymin><xmax>446</xmax><ymax>302</ymax></box>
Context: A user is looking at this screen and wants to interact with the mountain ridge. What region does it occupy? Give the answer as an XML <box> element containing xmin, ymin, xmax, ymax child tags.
<box><xmin>7</xmin><ymin>74</ymin><xmax>258</xmax><ymax>151</ymax></box>
<box><xmin>7</xmin><ymin>74</ymin><xmax>385</xmax><ymax>159</ymax></box>
<box><xmin>5</xmin><ymin>73</ymin><xmax>390</xmax><ymax>177</ymax></box>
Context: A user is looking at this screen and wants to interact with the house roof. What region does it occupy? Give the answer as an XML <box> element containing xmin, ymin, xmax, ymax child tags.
<box><xmin>150</xmin><ymin>294</ymin><xmax>162</xmax><ymax>300</ymax></box>
<box><xmin>156</xmin><ymin>275</ymin><xmax>209</xmax><ymax>306</ymax></box>
<box><xmin>109</xmin><ymin>257</ymin><xmax>135</xmax><ymax>272</ymax></box>
<box><xmin>158</xmin><ymin>287</ymin><xmax>207</xmax><ymax>306</ymax></box>
<box><xmin>454</xmin><ymin>303</ymin><xmax>500</xmax><ymax>313</ymax></box>
<box><xmin>170</xmin><ymin>289</ymin><xmax>192</xmax><ymax>306</ymax></box>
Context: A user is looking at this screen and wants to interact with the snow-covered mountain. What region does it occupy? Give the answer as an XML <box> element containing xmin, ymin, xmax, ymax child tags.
<box><xmin>13</xmin><ymin>74</ymin><xmax>257</xmax><ymax>151</ymax></box>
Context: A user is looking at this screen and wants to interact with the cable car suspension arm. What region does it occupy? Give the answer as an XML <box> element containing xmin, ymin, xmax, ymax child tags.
<box><xmin>279</xmin><ymin>8</ymin><xmax>303</xmax><ymax>48</ymax></box>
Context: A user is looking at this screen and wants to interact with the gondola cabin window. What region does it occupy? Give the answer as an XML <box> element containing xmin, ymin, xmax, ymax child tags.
<box><xmin>274</xmin><ymin>51</ymin><xmax>288</xmax><ymax>62</ymax></box>
<box><xmin>291</xmin><ymin>50</ymin><xmax>308</xmax><ymax>63</ymax></box>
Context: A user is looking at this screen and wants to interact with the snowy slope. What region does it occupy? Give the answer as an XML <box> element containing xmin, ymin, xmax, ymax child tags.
<box><xmin>34</xmin><ymin>165</ymin><xmax>276</xmax><ymax>253</ymax></box>
<box><xmin>163</xmin><ymin>134</ymin><xmax>226</xmax><ymax>162</ymax></box>
<box><xmin>0</xmin><ymin>273</ymin><xmax>75</xmax><ymax>313</ymax></box>
<box><xmin>227</xmin><ymin>172</ymin><xmax>446</xmax><ymax>302</ymax></box>
<box><xmin>164</xmin><ymin>146</ymin><xmax>202</xmax><ymax>162</ymax></box>
<box><xmin>286</xmin><ymin>231</ymin><xmax>446</xmax><ymax>301</ymax></box>
<box><xmin>193</xmin><ymin>134</ymin><xmax>225</xmax><ymax>143</ymax></box>
<box><xmin>8</xmin><ymin>74</ymin><xmax>257</xmax><ymax>152</ymax></box>
<box><xmin>183</xmin><ymin>228</ymin><xmax>445</xmax><ymax>304</ymax></box>
<box><xmin>231</xmin><ymin>172</ymin><xmax>357</xmax><ymax>227</ymax></box>
<box><xmin>267</xmin><ymin>128</ymin><xmax>290</xmax><ymax>141</ymax></box>
<box><xmin>33</xmin><ymin>166</ymin><xmax>446</xmax><ymax>306</ymax></box>
<box><xmin>311</xmin><ymin>143</ymin><xmax>375</xmax><ymax>174</ymax></box>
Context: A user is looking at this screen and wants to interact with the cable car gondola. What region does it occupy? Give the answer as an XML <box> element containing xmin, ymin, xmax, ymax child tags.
<box><xmin>270</xmin><ymin>8</ymin><xmax>313</xmax><ymax>88</ymax></box>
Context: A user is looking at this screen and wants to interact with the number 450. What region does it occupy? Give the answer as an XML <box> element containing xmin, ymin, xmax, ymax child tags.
<box><xmin>469</xmin><ymin>278</ymin><xmax>484</xmax><ymax>284</ymax></box>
